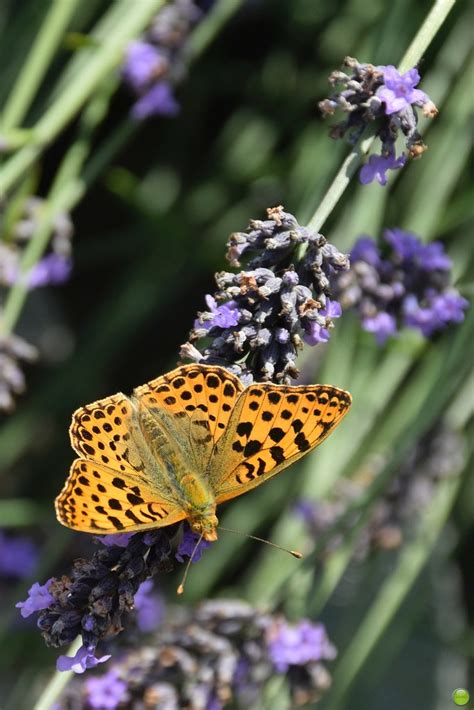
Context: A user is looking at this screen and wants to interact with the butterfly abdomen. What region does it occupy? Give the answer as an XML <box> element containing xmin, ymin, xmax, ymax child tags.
<box><xmin>180</xmin><ymin>473</ymin><xmax>219</xmax><ymax>541</ymax></box>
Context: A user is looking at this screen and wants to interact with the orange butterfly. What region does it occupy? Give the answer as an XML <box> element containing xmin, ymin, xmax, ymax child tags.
<box><xmin>55</xmin><ymin>364</ymin><xmax>351</xmax><ymax>542</ymax></box>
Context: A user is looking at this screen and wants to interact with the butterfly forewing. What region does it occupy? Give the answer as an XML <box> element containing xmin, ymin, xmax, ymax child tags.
<box><xmin>133</xmin><ymin>364</ymin><xmax>243</xmax><ymax>446</ymax></box>
<box><xmin>211</xmin><ymin>383</ymin><xmax>352</xmax><ymax>503</ymax></box>
<box><xmin>57</xmin><ymin>392</ymin><xmax>185</xmax><ymax>533</ymax></box>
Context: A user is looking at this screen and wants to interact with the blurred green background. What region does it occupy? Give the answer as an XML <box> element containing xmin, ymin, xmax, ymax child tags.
<box><xmin>0</xmin><ymin>0</ymin><xmax>472</xmax><ymax>708</ymax></box>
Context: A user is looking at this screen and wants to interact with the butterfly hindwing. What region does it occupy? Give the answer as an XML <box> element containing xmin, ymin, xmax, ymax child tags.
<box><xmin>211</xmin><ymin>382</ymin><xmax>352</xmax><ymax>503</ymax></box>
<box><xmin>55</xmin><ymin>458</ymin><xmax>185</xmax><ymax>533</ymax></box>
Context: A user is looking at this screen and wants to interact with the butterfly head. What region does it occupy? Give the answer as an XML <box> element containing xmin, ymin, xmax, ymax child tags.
<box><xmin>189</xmin><ymin>512</ymin><xmax>219</xmax><ymax>542</ymax></box>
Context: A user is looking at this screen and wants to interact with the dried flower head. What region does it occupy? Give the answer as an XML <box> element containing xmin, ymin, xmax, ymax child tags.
<box><xmin>320</xmin><ymin>57</ymin><xmax>437</xmax><ymax>185</ymax></box>
<box><xmin>183</xmin><ymin>206</ymin><xmax>349</xmax><ymax>384</ymax></box>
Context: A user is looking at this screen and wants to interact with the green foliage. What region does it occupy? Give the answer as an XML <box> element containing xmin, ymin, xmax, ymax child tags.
<box><xmin>0</xmin><ymin>0</ymin><xmax>472</xmax><ymax>707</ymax></box>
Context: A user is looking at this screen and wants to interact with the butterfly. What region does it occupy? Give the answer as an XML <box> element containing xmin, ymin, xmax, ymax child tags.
<box><xmin>55</xmin><ymin>364</ymin><xmax>352</xmax><ymax>542</ymax></box>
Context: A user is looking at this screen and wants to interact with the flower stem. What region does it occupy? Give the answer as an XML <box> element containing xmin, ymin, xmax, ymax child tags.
<box><xmin>32</xmin><ymin>636</ymin><xmax>82</xmax><ymax>710</ymax></box>
<box><xmin>305</xmin><ymin>0</ymin><xmax>456</xmax><ymax>234</ymax></box>
<box><xmin>0</xmin><ymin>0</ymin><xmax>165</xmax><ymax>195</ymax></box>
<box><xmin>1</xmin><ymin>0</ymin><xmax>81</xmax><ymax>131</ymax></box>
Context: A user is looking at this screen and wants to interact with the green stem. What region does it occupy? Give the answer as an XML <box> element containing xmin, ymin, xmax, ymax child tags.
<box><xmin>1</xmin><ymin>79</ymin><xmax>117</xmax><ymax>336</ymax></box>
<box><xmin>1</xmin><ymin>0</ymin><xmax>80</xmax><ymax>131</ymax></box>
<box><xmin>32</xmin><ymin>636</ymin><xmax>82</xmax><ymax>710</ymax></box>
<box><xmin>306</xmin><ymin>0</ymin><xmax>456</xmax><ymax>234</ymax></box>
<box><xmin>324</xmin><ymin>474</ymin><xmax>462</xmax><ymax>709</ymax></box>
<box><xmin>0</xmin><ymin>0</ymin><xmax>165</xmax><ymax>195</ymax></box>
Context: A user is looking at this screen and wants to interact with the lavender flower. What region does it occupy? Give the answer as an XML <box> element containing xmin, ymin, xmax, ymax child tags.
<box><xmin>377</xmin><ymin>65</ymin><xmax>428</xmax><ymax>115</ymax></box>
<box><xmin>359</xmin><ymin>151</ymin><xmax>406</xmax><ymax>186</ymax></box>
<box><xmin>333</xmin><ymin>229</ymin><xmax>468</xmax><ymax>343</ymax></box>
<box><xmin>17</xmin><ymin>530</ymin><xmax>174</xmax><ymax>671</ymax></box>
<box><xmin>56</xmin><ymin>600</ymin><xmax>336</xmax><ymax>708</ymax></box>
<box><xmin>85</xmin><ymin>669</ymin><xmax>128</xmax><ymax>709</ymax></box>
<box><xmin>0</xmin><ymin>530</ymin><xmax>38</xmax><ymax>578</ymax></box>
<box><xmin>16</xmin><ymin>579</ymin><xmax>54</xmax><ymax>618</ymax></box>
<box><xmin>268</xmin><ymin>618</ymin><xmax>337</xmax><ymax>672</ymax></box>
<box><xmin>57</xmin><ymin>645</ymin><xmax>111</xmax><ymax>674</ymax></box>
<box><xmin>175</xmin><ymin>523</ymin><xmax>212</xmax><ymax>563</ymax></box>
<box><xmin>183</xmin><ymin>206</ymin><xmax>349</xmax><ymax>383</ymax></box>
<box><xmin>133</xmin><ymin>580</ymin><xmax>165</xmax><ymax>632</ymax></box>
<box><xmin>122</xmin><ymin>0</ymin><xmax>203</xmax><ymax>120</ymax></box>
<box><xmin>320</xmin><ymin>57</ymin><xmax>437</xmax><ymax>185</ymax></box>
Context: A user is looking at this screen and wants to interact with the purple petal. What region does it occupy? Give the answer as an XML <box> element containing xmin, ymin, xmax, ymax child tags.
<box><xmin>132</xmin><ymin>82</ymin><xmax>179</xmax><ymax>120</ymax></box>
<box><xmin>57</xmin><ymin>645</ymin><xmax>111</xmax><ymax>674</ymax></box>
<box><xmin>16</xmin><ymin>579</ymin><xmax>54</xmax><ymax>618</ymax></box>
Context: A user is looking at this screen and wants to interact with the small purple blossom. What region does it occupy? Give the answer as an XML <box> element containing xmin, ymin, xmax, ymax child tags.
<box><xmin>134</xmin><ymin>580</ymin><xmax>165</xmax><ymax>632</ymax></box>
<box><xmin>122</xmin><ymin>41</ymin><xmax>167</xmax><ymax>91</ymax></box>
<box><xmin>359</xmin><ymin>151</ymin><xmax>406</xmax><ymax>186</ymax></box>
<box><xmin>98</xmin><ymin>532</ymin><xmax>135</xmax><ymax>548</ymax></box>
<box><xmin>57</xmin><ymin>645</ymin><xmax>111</xmax><ymax>674</ymax></box>
<box><xmin>268</xmin><ymin>619</ymin><xmax>337</xmax><ymax>672</ymax></box>
<box><xmin>0</xmin><ymin>531</ymin><xmax>37</xmax><ymax>578</ymax></box>
<box><xmin>377</xmin><ymin>65</ymin><xmax>428</xmax><ymax>115</ymax></box>
<box><xmin>131</xmin><ymin>81</ymin><xmax>180</xmax><ymax>120</ymax></box>
<box><xmin>362</xmin><ymin>312</ymin><xmax>397</xmax><ymax>344</ymax></box>
<box><xmin>194</xmin><ymin>294</ymin><xmax>240</xmax><ymax>331</ymax></box>
<box><xmin>85</xmin><ymin>670</ymin><xmax>128</xmax><ymax>709</ymax></box>
<box><xmin>16</xmin><ymin>579</ymin><xmax>54</xmax><ymax>618</ymax></box>
<box><xmin>303</xmin><ymin>298</ymin><xmax>341</xmax><ymax>345</ymax></box>
<box><xmin>350</xmin><ymin>237</ymin><xmax>381</xmax><ymax>267</ymax></box>
<box><xmin>175</xmin><ymin>524</ymin><xmax>212</xmax><ymax>563</ymax></box>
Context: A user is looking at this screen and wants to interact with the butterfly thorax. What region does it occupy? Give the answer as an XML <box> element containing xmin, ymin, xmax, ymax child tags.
<box><xmin>180</xmin><ymin>473</ymin><xmax>219</xmax><ymax>541</ymax></box>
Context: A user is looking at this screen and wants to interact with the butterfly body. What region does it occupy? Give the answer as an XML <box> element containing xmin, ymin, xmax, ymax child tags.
<box><xmin>56</xmin><ymin>365</ymin><xmax>351</xmax><ymax>539</ymax></box>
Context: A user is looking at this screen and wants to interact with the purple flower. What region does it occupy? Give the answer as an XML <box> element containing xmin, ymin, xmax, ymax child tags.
<box><xmin>268</xmin><ymin>619</ymin><xmax>337</xmax><ymax>672</ymax></box>
<box><xmin>384</xmin><ymin>228</ymin><xmax>421</xmax><ymax>260</ymax></box>
<box><xmin>194</xmin><ymin>294</ymin><xmax>240</xmax><ymax>331</ymax></box>
<box><xmin>132</xmin><ymin>82</ymin><xmax>180</xmax><ymax>120</ymax></box>
<box><xmin>98</xmin><ymin>533</ymin><xmax>135</xmax><ymax>548</ymax></box>
<box><xmin>275</xmin><ymin>327</ymin><xmax>290</xmax><ymax>344</ymax></box>
<box><xmin>377</xmin><ymin>65</ymin><xmax>428</xmax><ymax>115</ymax></box>
<box><xmin>359</xmin><ymin>152</ymin><xmax>406</xmax><ymax>186</ymax></box>
<box><xmin>303</xmin><ymin>298</ymin><xmax>341</xmax><ymax>346</ymax></box>
<box><xmin>16</xmin><ymin>579</ymin><xmax>54</xmax><ymax>618</ymax></box>
<box><xmin>432</xmin><ymin>292</ymin><xmax>469</xmax><ymax>324</ymax></box>
<box><xmin>134</xmin><ymin>580</ymin><xmax>165</xmax><ymax>632</ymax></box>
<box><xmin>123</xmin><ymin>41</ymin><xmax>167</xmax><ymax>91</ymax></box>
<box><xmin>57</xmin><ymin>644</ymin><xmax>111</xmax><ymax>674</ymax></box>
<box><xmin>303</xmin><ymin>322</ymin><xmax>330</xmax><ymax>345</ymax></box>
<box><xmin>418</xmin><ymin>241</ymin><xmax>452</xmax><ymax>271</ymax></box>
<box><xmin>0</xmin><ymin>531</ymin><xmax>37</xmax><ymax>578</ymax></box>
<box><xmin>85</xmin><ymin>669</ymin><xmax>128</xmax><ymax>709</ymax></box>
<box><xmin>350</xmin><ymin>237</ymin><xmax>381</xmax><ymax>267</ymax></box>
<box><xmin>175</xmin><ymin>524</ymin><xmax>212</xmax><ymax>563</ymax></box>
<box><xmin>362</xmin><ymin>312</ymin><xmax>397</xmax><ymax>344</ymax></box>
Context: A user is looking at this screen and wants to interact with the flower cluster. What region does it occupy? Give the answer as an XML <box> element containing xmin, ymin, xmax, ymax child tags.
<box><xmin>297</xmin><ymin>425</ymin><xmax>465</xmax><ymax>561</ymax></box>
<box><xmin>0</xmin><ymin>196</ymin><xmax>73</xmax><ymax>290</ymax></box>
<box><xmin>333</xmin><ymin>228</ymin><xmax>468</xmax><ymax>343</ymax></box>
<box><xmin>182</xmin><ymin>206</ymin><xmax>349</xmax><ymax>384</ymax></box>
<box><xmin>16</xmin><ymin>530</ymin><xmax>175</xmax><ymax>672</ymax></box>
<box><xmin>122</xmin><ymin>0</ymin><xmax>203</xmax><ymax>120</ymax></box>
<box><xmin>16</xmin><ymin>525</ymin><xmax>210</xmax><ymax>672</ymax></box>
<box><xmin>319</xmin><ymin>57</ymin><xmax>438</xmax><ymax>186</ymax></box>
<box><xmin>57</xmin><ymin>600</ymin><xmax>336</xmax><ymax>708</ymax></box>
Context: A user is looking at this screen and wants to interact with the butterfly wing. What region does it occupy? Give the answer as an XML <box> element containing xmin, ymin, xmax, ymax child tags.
<box><xmin>55</xmin><ymin>459</ymin><xmax>185</xmax><ymax>533</ymax></box>
<box><xmin>133</xmin><ymin>364</ymin><xmax>244</xmax><ymax>467</ymax></box>
<box><xmin>56</xmin><ymin>393</ymin><xmax>184</xmax><ymax>533</ymax></box>
<box><xmin>210</xmin><ymin>382</ymin><xmax>352</xmax><ymax>503</ymax></box>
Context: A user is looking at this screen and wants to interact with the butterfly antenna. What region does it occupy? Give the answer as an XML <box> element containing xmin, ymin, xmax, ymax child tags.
<box><xmin>218</xmin><ymin>525</ymin><xmax>303</xmax><ymax>559</ymax></box>
<box><xmin>176</xmin><ymin>531</ymin><xmax>205</xmax><ymax>595</ymax></box>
